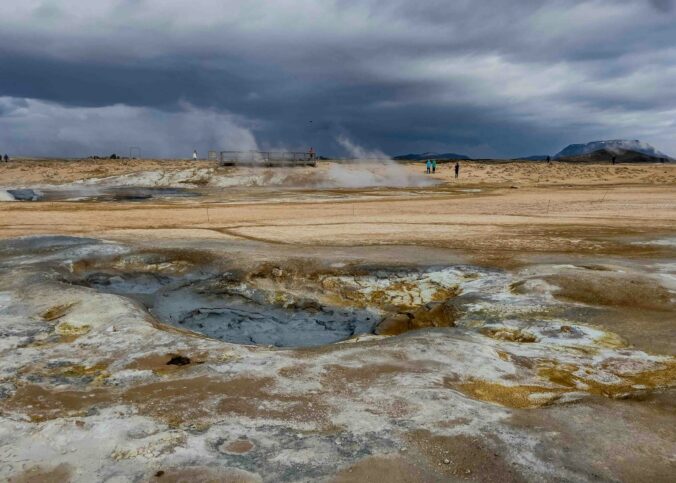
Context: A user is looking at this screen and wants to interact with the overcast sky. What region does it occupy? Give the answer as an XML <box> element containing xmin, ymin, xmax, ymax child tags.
<box><xmin>1</xmin><ymin>0</ymin><xmax>675</xmax><ymax>158</ymax></box>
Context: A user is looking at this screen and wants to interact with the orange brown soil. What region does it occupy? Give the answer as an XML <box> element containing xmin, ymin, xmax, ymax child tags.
<box><xmin>0</xmin><ymin>158</ymin><xmax>214</xmax><ymax>185</ymax></box>
<box><xmin>1</xmin><ymin>158</ymin><xmax>675</xmax><ymax>187</ymax></box>
<box><xmin>1</xmin><ymin>162</ymin><xmax>675</xmax><ymax>262</ymax></box>
<box><xmin>6</xmin><ymin>464</ymin><xmax>74</xmax><ymax>483</ymax></box>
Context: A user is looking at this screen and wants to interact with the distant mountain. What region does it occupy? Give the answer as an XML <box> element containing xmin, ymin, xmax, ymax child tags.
<box><xmin>556</xmin><ymin>148</ymin><xmax>671</xmax><ymax>163</ymax></box>
<box><xmin>554</xmin><ymin>140</ymin><xmax>668</xmax><ymax>159</ymax></box>
<box><xmin>393</xmin><ymin>152</ymin><xmax>470</xmax><ymax>161</ymax></box>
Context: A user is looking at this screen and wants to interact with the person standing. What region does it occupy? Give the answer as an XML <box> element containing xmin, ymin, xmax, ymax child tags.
<box><xmin>546</xmin><ymin>155</ymin><xmax>551</xmax><ymax>163</ymax></box>
<box><xmin>611</xmin><ymin>155</ymin><xmax>616</xmax><ymax>165</ymax></box>
<box><xmin>3</xmin><ymin>154</ymin><xmax>8</xmax><ymax>163</ymax></box>
<box><xmin>454</xmin><ymin>161</ymin><xmax>460</xmax><ymax>179</ymax></box>
<box><xmin>193</xmin><ymin>150</ymin><xmax>198</xmax><ymax>161</ymax></box>
<box><xmin>432</xmin><ymin>159</ymin><xmax>437</xmax><ymax>174</ymax></box>
<box><xmin>426</xmin><ymin>159</ymin><xmax>431</xmax><ymax>174</ymax></box>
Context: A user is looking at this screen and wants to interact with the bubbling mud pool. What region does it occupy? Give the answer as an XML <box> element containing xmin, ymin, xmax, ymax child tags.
<box><xmin>37</xmin><ymin>238</ymin><xmax>481</xmax><ymax>347</ymax></box>
<box><xmin>4</xmin><ymin>236</ymin><xmax>674</xmax><ymax>356</ymax></box>
<box><xmin>66</xmin><ymin>260</ymin><xmax>472</xmax><ymax>348</ymax></box>
<box><xmin>75</xmin><ymin>270</ymin><xmax>380</xmax><ymax>347</ymax></box>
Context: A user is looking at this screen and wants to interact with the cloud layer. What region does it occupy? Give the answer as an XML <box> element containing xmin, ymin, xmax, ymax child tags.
<box><xmin>1</xmin><ymin>0</ymin><xmax>675</xmax><ymax>158</ymax></box>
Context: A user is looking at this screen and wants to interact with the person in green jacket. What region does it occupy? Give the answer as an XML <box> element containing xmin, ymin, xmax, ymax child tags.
<box><xmin>432</xmin><ymin>160</ymin><xmax>437</xmax><ymax>174</ymax></box>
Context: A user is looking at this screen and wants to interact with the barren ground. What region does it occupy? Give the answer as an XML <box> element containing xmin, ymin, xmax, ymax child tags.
<box><xmin>0</xmin><ymin>159</ymin><xmax>674</xmax><ymax>482</ymax></box>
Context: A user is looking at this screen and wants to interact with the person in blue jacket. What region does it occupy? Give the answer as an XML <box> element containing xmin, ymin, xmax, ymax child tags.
<box><xmin>426</xmin><ymin>159</ymin><xmax>432</xmax><ymax>174</ymax></box>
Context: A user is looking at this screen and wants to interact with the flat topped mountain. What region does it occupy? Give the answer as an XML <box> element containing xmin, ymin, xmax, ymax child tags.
<box><xmin>393</xmin><ymin>152</ymin><xmax>471</xmax><ymax>161</ymax></box>
<box><xmin>557</xmin><ymin>148</ymin><xmax>671</xmax><ymax>163</ymax></box>
<box><xmin>555</xmin><ymin>140</ymin><xmax>668</xmax><ymax>159</ymax></box>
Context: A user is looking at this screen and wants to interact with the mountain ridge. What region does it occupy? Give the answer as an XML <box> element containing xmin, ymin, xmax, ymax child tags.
<box><xmin>393</xmin><ymin>152</ymin><xmax>471</xmax><ymax>161</ymax></box>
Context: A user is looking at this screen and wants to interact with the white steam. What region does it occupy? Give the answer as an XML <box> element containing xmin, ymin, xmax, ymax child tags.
<box><xmin>337</xmin><ymin>135</ymin><xmax>391</xmax><ymax>160</ymax></box>
<box><xmin>328</xmin><ymin>136</ymin><xmax>436</xmax><ymax>188</ymax></box>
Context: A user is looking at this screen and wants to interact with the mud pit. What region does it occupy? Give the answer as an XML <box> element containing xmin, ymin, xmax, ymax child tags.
<box><xmin>73</xmin><ymin>268</ymin><xmax>378</xmax><ymax>347</ymax></box>
<box><xmin>66</xmin><ymin>248</ymin><xmax>476</xmax><ymax>347</ymax></box>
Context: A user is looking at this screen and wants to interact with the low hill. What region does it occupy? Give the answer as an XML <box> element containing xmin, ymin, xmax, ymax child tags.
<box><xmin>393</xmin><ymin>152</ymin><xmax>470</xmax><ymax>161</ymax></box>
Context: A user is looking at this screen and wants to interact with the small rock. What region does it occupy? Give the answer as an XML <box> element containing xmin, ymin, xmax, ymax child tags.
<box><xmin>444</xmin><ymin>459</ymin><xmax>450</xmax><ymax>464</ymax></box>
<box><xmin>271</xmin><ymin>268</ymin><xmax>284</xmax><ymax>278</ymax></box>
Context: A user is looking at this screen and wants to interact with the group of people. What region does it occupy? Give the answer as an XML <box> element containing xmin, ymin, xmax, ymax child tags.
<box><xmin>2</xmin><ymin>154</ymin><xmax>9</xmax><ymax>162</ymax></box>
<box><xmin>426</xmin><ymin>159</ymin><xmax>460</xmax><ymax>178</ymax></box>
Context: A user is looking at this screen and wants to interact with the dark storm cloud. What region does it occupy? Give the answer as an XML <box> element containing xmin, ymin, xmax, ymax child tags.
<box><xmin>650</xmin><ymin>0</ymin><xmax>674</xmax><ymax>12</ymax></box>
<box><xmin>1</xmin><ymin>0</ymin><xmax>675</xmax><ymax>158</ymax></box>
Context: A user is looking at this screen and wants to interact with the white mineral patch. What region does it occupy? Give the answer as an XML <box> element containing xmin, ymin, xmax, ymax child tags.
<box><xmin>0</xmin><ymin>291</ymin><xmax>12</xmax><ymax>308</ymax></box>
<box><xmin>631</xmin><ymin>238</ymin><xmax>676</xmax><ymax>247</ymax></box>
<box><xmin>106</xmin><ymin>369</ymin><xmax>155</xmax><ymax>386</ymax></box>
<box><xmin>0</xmin><ymin>190</ymin><xmax>16</xmax><ymax>201</ymax></box>
<box><xmin>72</xmin><ymin>168</ymin><xmax>213</xmax><ymax>189</ymax></box>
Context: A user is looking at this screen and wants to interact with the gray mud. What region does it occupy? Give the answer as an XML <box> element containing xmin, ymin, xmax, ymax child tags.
<box><xmin>4</xmin><ymin>187</ymin><xmax>199</xmax><ymax>202</ymax></box>
<box><xmin>72</xmin><ymin>270</ymin><xmax>378</xmax><ymax>347</ymax></box>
